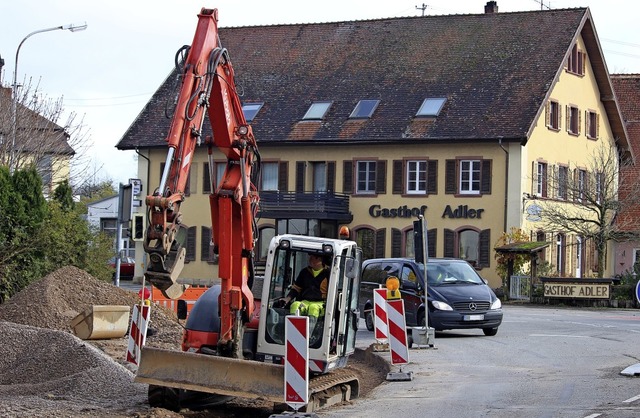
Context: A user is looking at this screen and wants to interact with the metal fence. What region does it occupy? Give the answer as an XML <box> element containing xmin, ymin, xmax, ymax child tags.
<box><xmin>510</xmin><ymin>275</ymin><xmax>531</xmax><ymax>300</ymax></box>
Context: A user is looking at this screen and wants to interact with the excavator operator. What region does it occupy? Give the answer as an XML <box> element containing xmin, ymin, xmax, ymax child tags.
<box><xmin>277</xmin><ymin>254</ymin><xmax>329</xmax><ymax>317</ymax></box>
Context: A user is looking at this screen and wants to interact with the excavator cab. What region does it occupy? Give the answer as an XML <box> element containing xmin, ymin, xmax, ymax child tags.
<box><xmin>257</xmin><ymin>234</ymin><xmax>362</xmax><ymax>371</ymax></box>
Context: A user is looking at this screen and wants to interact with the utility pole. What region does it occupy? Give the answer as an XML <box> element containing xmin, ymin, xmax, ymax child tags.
<box><xmin>416</xmin><ymin>3</ymin><xmax>428</xmax><ymax>16</ymax></box>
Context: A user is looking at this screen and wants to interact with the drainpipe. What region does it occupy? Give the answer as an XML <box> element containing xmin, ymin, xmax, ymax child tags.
<box><xmin>498</xmin><ymin>138</ymin><xmax>508</xmax><ymax>232</ymax></box>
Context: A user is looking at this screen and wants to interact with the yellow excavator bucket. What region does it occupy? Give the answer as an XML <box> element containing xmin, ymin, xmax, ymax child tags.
<box><xmin>70</xmin><ymin>305</ymin><xmax>130</xmax><ymax>340</ymax></box>
<box><xmin>135</xmin><ymin>347</ymin><xmax>285</xmax><ymax>401</ymax></box>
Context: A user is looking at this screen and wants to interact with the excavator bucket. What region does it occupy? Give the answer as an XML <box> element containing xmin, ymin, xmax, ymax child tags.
<box><xmin>70</xmin><ymin>305</ymin><xmax>130</xmax><ymax>340</ymax></box>
<box><xmin>145</xmin><ymin>225</ymin><xmax>188</xmax><ymax>299</ymax></box>
<box><xmin>135</xmin><ymin>347</ymin><xmax>285</xmax><ymax>401</ymax></box>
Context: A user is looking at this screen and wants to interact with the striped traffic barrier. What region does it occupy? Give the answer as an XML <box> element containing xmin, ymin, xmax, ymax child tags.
<box><xmin>284</xmin><ymin>315</ymin><xmax>309</xmax><ymax>411</ymax></box>
<box><xmin>126</xmin><ymin>302</ymin><xmax>150</xmax><ymax>366</ymax></box>
<box><xmin>373</xmin><ymin>288</ymin><xmax>389</xmax><ymax>342</ymax></box>
<box><xmin>386</xmin><ymin>298</ymin><xmax>410</xmax><ymax>366</ymax></box>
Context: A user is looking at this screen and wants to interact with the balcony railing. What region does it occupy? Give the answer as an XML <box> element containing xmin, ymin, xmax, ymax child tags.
<box><xmin>258</xmin><ymin>191</ymin><xmax>352</xmax><ymax>222</ymax></box>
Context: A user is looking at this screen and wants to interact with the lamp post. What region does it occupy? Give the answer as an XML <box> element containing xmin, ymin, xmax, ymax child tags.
<box><xmin>10</xmin><ymin>22</ymin><xmax>87</xmax><ymax>173</ymax></box>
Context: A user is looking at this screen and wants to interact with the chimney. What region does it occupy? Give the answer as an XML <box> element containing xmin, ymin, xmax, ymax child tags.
<box><xmin>485</xmin><ymin>1</ymin><xmax>499</xmax><ymax>13</ymax></box>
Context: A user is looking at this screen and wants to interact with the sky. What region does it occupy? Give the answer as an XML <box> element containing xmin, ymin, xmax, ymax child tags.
<box><xmin>2</xmin><ymin>0</ymin><xmax>640</xmax><ymax>186</ymax></box>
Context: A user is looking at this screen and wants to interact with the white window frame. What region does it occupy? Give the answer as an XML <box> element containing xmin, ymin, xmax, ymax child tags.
<box><xmin>406</xmin><ymin>160</ymin><xmax>427</xmax><ymax>194</ymax></box>
<box><xmin>459</xmin><ymin>160</ymin><xmax>480</xmax><ymax>195</ymax></box>
<box><xmin>356</xmin><ymin>160</ymin><xmax>376</xmax><ymax>194</ymax></box>
<box><xmin>261</xmin><ymin>162</ymin><xmax>279</xmax><ymax>191</ymax></box>
<box><xmin>536</xmin><ymin>162</ymin><xmax>547</xmax><ymax>197</ymax></box>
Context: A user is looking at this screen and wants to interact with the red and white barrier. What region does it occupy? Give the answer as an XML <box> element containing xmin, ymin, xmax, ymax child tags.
<box><xmin>386</xmin><ymin>299</ymin><xmax>409</xmax><ymax>365</ymax></box>
<box><xmin>284</xmin><ymin>315</ymin><xmax>309</xmax><ymax>410</ymax></box>
<box><xmin>126</xmin><ymin>303</ymin><xmax>150</xmax><ymax>366</ymax></box>
<box><xmin>373</xmin><ymin>288</ymin><xmax>389</xmax><ymax>342</ymax></box>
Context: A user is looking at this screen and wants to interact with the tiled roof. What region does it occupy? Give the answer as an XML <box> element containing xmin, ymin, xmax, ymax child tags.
<box><xmin>118</xmin><ymin>8</ymin><xmax>598</xmax><ymax>150</ymax></box>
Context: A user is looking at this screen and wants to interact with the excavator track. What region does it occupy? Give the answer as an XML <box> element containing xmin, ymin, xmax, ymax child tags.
<box><xmin>304</xmin><ymin>368</ymin><xmax>360</xmax><ymax>412</ymax></box>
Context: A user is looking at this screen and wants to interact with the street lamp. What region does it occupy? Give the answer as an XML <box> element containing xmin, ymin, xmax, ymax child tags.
<box><xmin>10</xmin><ymin>22</ymin><xmax>88</xmax><ymax>173</ymax></box>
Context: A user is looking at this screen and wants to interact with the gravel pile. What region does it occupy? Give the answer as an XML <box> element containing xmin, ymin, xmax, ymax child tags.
<box><xmin>0</xmin><ymin>266</ymin><xmax>184</xmax><ymax>417</ymax></box>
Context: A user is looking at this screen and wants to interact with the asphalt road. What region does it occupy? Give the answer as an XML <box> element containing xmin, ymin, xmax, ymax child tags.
<box><xmin>320</xmin><ymin>305</ymin><xmax>640</xmax><ymax>418</ymax></box>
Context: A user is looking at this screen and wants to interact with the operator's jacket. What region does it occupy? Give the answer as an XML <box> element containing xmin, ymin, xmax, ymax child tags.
<box><xmin>288</xmin><ymin>266</ymin><xmax>330</xmax><ymax>317</ymax></box>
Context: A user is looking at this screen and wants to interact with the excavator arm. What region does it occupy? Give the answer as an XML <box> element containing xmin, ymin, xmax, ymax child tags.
<box><xmin>143</xmin><ymin>8</ymin><xmax>259</xmax><ymax>356</ymax></box>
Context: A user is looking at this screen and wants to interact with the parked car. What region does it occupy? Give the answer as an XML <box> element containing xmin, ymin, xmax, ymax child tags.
<box><xmin>359</xmin><ymin>258</ymin><xmax>503</xmax><ymax>336</ymax></box>
<box><xmin>109</xmin><ymin>256</ymin><xmax>136</xmax><ymax>280</ymax></box>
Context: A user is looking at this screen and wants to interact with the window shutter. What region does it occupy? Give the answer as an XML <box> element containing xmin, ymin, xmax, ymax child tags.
<box><xmin>391</xmin><ymin>228</ymin><xmax>402</xmax><ymax>258</ymax></box>
<box><xmin>481</xmin><ymin>160</ymin><xmax>492</xmax><ymax>194</ymax></box>
<box><xmin>545</xmin><ymin>102</ymin><xmax>550</xmax><ymax>127</ymax></box>
<box><xmin>596</xmin><ymin>114</ymin><xmax>600</xmax><ymax>139</ymax></box>
<box><xmin>201</xmin><ymin>226</ymin><xmax>212</xmax><ymax>262</ymax></box>
<box><xmin>427</xmin><ymin>160</ymin><xmax>438</xmax><ymax>194</ymax></box>
<box><xmin>376</xmin><ymin>160</ymin><xmax>387</xmax><ymax>194</ymax></box>
<box><xmin>531</xmin><ymin>161</ymin><xmax>536</xmax><ymax>195</ymax></box>
<box><xmin>542</xmin><ymin>164</ymin><xmax>548</xmax><ymax>198</ymax></box>
<box><xmin>585</xmin><ymin>110</ymin><xmax>589</xmax><ymax>137</ymax></box>
<box><xmin>581</xmin><ymin>51</ymin><xmax>586</xmax><ymax>75</ymax></box>
<box><xmin>558</xmin><ymin>104</ymin><xmax>562</xmax><ymax>130</ymax></box>
<box><xmin>444</xmin><ymin>229</ymin><xmax>455</xmax><ymax>258</ymax></box>
<box><xmin>186</xmin><ymin>226</ymin><xmax>197</xmax><ymax>262</ymax></box>
<box><xmin>427</xmin><ymin>228</ymin><xmax>437</xmax><ymax>258</ymax></box>
<box><xmin>375</xmin><ymin>228</ymin><xmax>386</xmax><ymax>258</ymax></box>
<box><xmin>203</xmin><ymin>162</ymin><xmax>211</xmax><ymax>193</ymax></box>
<box><xmin>479</xmin><ymin>229</ymin><xmax>490</xmax><ymax>268</ymax></box>
<box><xmin>565</xmin><ymin>105</ymin><xmax>569</xmax><ymax>132</ymax></box>
<box><xmin>295</xmin><ymin>161</ymin><xmax>305</xmax><ymax>192</ymax></box>
<box><xmin>278</xmin><ymin>162</ymin><xmax>289</xmax><ymax>191</ymax></box>
<box><xmin>445</xmin><ymin>160</ymin><xmax>456</xmax><ymax>194</ymax></box>
<box><xmin>392</xmin><ymin>160</ymin><xmax>403</xmax><ymax>194</ymax></box>
<box><xmin>327</xmin><ymin>161</ymin><xmax>336</xmax><ymax>193</ymax></box>
<box><xmin>343</xmin><ymin>160</ymin><xmax>353</xmax><ymax>194</ymax></box>
<box><xmin>578</xmin><ymin>110</ymin><xmax>582</xmax><ymax>135</ymax></box>
<box><xmin>186</xmin><ymin>165</ymin><xmax>195</xmax><ymax>196</ymax></box>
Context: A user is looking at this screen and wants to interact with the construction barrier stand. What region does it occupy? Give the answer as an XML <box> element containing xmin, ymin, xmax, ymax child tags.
<box><xmin>284</xmin><ymin>315</ymin><xmax>309</xmax><ymax>410</ymax></box>
<box><xmin>126</xmin><ymin>303</ymin><xmax>150</xmax><ymax>366</ymax></box>
<box><xmin>387</xmin><ymin>299</ymin><xmax>409</xmax><ymax>365</ymax></box>
<box><xmin>373</xmin><ymin>288</ymin><xmax>389</xmax><ymax>342</ymax></box>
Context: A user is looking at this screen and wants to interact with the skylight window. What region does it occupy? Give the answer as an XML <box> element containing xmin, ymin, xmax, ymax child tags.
<box><xmin>349</xmin><ymin>99</ymin><xmax>380</xmax><ymax>119</ymax></box>
<box><xmin>242</xmin><ymin>102</ymin><xmax>264</xmax><ymax>122</ymax></box>
<box><xmin>303</xmin><ymin>101</ymin><xmax>332</xmax><ymax>120</ymax></box>
<box><xmin>416</xmin><ymin>98</ymin><xmax>446</xmax><ymax>117</ymax></box>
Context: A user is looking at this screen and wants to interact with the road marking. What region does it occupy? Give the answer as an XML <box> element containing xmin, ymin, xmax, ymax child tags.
<box><xmin>623</xmin><ymin>394</ymin><xmax>640</xmax><ymax>403</ymax></box>
<box><xmin>529</xmin><ymin>334</ymin><xmax>589</xmax><ymax>338</ymax></box>
<box><xmin>583</xmin><ymin>414</ymin><xmax>602</xmax><ymax>418</ymax></box>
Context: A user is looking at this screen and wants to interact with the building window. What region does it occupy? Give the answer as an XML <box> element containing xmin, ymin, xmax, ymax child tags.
<box><xmin>567</xmin><ymin>105</ymin><xmax>580</xmax><ymax>135</ymax></box>
<box><xmin>459</xmin><ymin>230</ymin><xmax>479</xmax><ymax>266</ymax></box>
<box><xmin>257</xmin><ymin>226</ymin><xmax>275</xmax><ymax>262</ymax></box>
<box><xmin>356</xmin><ymin>161</ymin><xmax>376</xmax><ymax>194</ymax></box>
<box><xmin>242</xmin><ymin>102</ymin><xmax>264</xmax><ymax>122</ymax></box>
<box><xmin>406</xmin><ymin>160</ymin><xmax>427</xmax><ymax>194</ymax></box>
<box><xmin>576</xmin><ymin>169</ymin><xmax>586</xmax><ymax>202</ymax></box>
<box><xmin>536</xmin><ymin>231</ymin><xmax>546</xmax><ymax>262</ymax></box>
<box><xmin>557</xmin><ymin>166</ymin><xmax>568</xmax><ymax>200</ymax></box>
<box><xmin>547</xmin><ymin>100</ymin><xmax>560</xmax><ymax>130</ymax></box>
<box><xmin>36</xmin><ymin>155</ymin><xmax>53</xmax><ymax>190</ymax></box>
<box><xmin>349</xmin><ymin>100</ymin><xmax>379</xmax><ymax>119</ymax></box>
<box><xmin>444</xmin><ymin>228</ymin><xmax>490</xmax><ymax>268</ymax></box>
<box><xmin>303</xmin><ymin>102</ymin><xmax>332</xmax><ymax>120</ymax></box>
<box><xmin>261</xmin><ymin>162</ymin><xmax>279</xmax><ymax>191</ymax></box>
<box><xmin>459</xmin><ymin>160</ymin><xmax>481</xmax><ymax>195</ymax></box>
<box><xmin>567</xmin><ymin>44</ymin><xmax>585</xmax><ymax>76</ymax></box>
<box><xmin>416</xmin><ymin>98</ymin><xmax>446</xmax><ymax>117</ymax></box>
<box><xmin>556</xmin><ymin>233</ymin><xmax>565</xmax><ymax>275</ymax></box>
<box><xmin>586</xmin><ymin>111</ymin><xmax>599</xmax><ymax>139</ymax></box>
<box><xmin>535</xmin><ymin>162</ymin><xmax>548</xmax><ymax>197</ymax></box>
<box><xmin>203</xmin><ymin>162</ymin><xmax>227</xmax><ymax>193</ymax></box>
<box><xmin>312</xmin><ymin>162</ymin><xmax>327</xmax><ymax>192</ymax></box>
<box><xmin>595</xmin><ymin>172</ymin><xmax>603</xmax><ymax>204</ymax></box>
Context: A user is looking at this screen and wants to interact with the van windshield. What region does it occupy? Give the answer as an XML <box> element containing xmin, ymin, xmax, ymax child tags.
<box><xmin>425</xmin><ymin>262</ymin><xmax>484</xmax><ymax>286</ymax></box>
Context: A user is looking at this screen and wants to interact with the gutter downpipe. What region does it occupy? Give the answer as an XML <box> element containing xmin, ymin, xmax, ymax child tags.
<box><xmin>499</xmin><ymin>138</ymin><xmax>508</xmax><ymax>233</ymax></box>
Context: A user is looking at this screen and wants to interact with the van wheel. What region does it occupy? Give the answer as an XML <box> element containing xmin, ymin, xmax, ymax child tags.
<box><xmin>483</xmin><ymin>327</ymin><xmax>498</xmax><ymax>336</ymax></box>
<box><xmin>365</xmin><ymin>310</ymin><xmax>374</xmax><ymax>331</ymax></box>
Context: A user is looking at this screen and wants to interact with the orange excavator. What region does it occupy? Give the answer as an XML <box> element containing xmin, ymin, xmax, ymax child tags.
<box><xmin>136</xmin><ymin>8</ymin><xmax>363</xmax><ymax>412</ymax></box>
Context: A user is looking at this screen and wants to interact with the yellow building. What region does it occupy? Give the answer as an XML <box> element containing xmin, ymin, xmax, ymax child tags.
<box><xmin>118</xmin><ymin>4</ymin><xmax>628</xmax><ymax>288</ymax></box>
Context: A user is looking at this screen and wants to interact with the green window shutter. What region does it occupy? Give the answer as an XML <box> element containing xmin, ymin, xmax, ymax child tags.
<box><xmin>343</xmin><ymin>160</ymin><xmax>353</xmax><ymax>194</ymax></box>
<box><xmin>375</xmin><ymin>228</ymin><xmax>386</xmax><ymax>258</ymax></box>
<box><xmin>327</xmin><ymin>161</ymin><xmax>336</xmax><ymax>193</ymax></box>
<box><xmin>445</xmin><ymin>160</ymin><xmax>456</xmax><ymax>194</ymax></box>
<box><xmin>391</xmin><ymin>228</ymin><xmax>402</xmax><ymax>257</ymax></box>
<box><xmin>393</xmin><ymin>160</ymin><xmax>403</xmax><ymax>194</ymax></box>
<box><xmin>427</xmin><ymin>160</ymin><xmax>438</xmax><ymax>195</ymax></box>
<box><xmin>295</xmin><ymin>161</ymin><xmax>305</xmax><ymax>192</ymax></box>
<box><xmin>278</xmin><ymin>162</ymin><xmax>288</xmax><ymax>191</ymax></box>
<box><xmin>479</xmin><ymin>229</ymin><xmax>491</xmax><ymax>268</ymax></box>
<box><xmin>444</xmin><ymin>229</ymin><xmax>455</xmax><ymax>258</ymax></box>
<box><xmin>376</xmin><ymin>160</ymin><xmax>387</xmax><ymax>194</ymax></box>
<box><xmin>481</xmin><ymin>160</ymin><xmax>492</xmax><ymax>194</ymax></box>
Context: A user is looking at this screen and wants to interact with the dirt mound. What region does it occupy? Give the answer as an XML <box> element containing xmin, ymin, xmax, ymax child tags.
<box><xmin>0</xmin><ymin>266</ymin><xmax>182</xmax><ymax>339</ymax></box>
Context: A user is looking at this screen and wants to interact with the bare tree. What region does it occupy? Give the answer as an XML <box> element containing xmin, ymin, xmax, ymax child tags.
<box><xmin>0</xmin><ymin>77</ymin><xmax>93</xmax><ymax>191</ymax></box>
<box><xmin>537</xmin><ymin>145</ymin><xmax>640</xmax><ymax>277</ymax></box>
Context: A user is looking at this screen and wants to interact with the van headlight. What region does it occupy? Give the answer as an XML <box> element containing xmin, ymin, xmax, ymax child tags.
<box><xmin>432</xmin><ymin>300</ymin><xmax>453</xmax><ymax>311</ymax></box>
<box><xmin>490</xmin><ymin>299</ymin><xmax>502</xmax><ymax>309</ymax></box>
